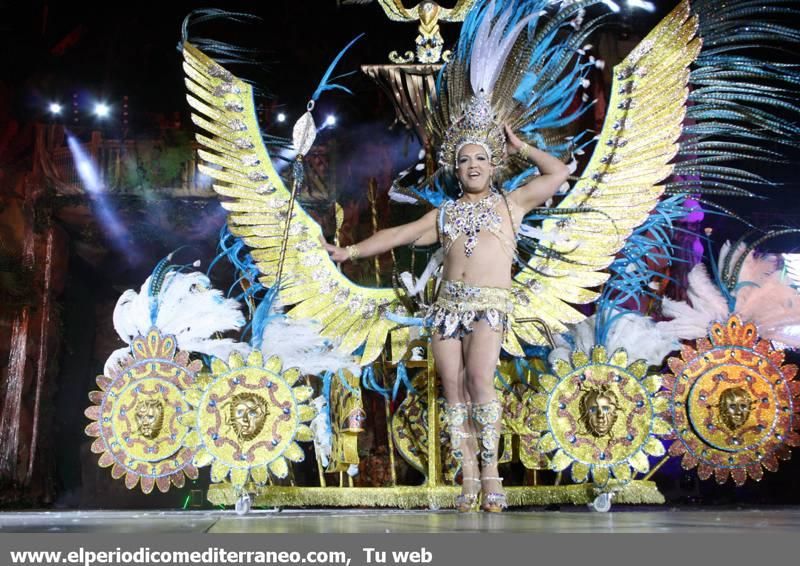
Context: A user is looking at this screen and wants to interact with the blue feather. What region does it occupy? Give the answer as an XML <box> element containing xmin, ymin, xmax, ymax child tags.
<box><xmin>310</xmin><ymin>34</ymin><xmax>365</xmax><ymax>102</ymax></box>
<box><xmin>594</xmin><ymin>195</ymin><xmax>693</xmax><ymax>346</ymax></box>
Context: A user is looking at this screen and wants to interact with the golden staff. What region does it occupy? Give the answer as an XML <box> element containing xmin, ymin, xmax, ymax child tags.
<box><xmin>515</xmin><ymin>317</ymin><xmax>556</xmax><ymax>349</ymax></box>
<box><xmin>280</xmin><ymin>104</ymin><xmax>335</xmax><ymax>487</ymax></box>
<box><xmin>275</xmin><ymin>156</ymin><xmax>302</xmax><ymax>284</ymax></box>
<box><xmin>642</xmin><ymin>455</ymin><xmax>670</xmax><ymax>481</ymax></box>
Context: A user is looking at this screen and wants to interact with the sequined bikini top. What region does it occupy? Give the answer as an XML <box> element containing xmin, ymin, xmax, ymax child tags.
<box><xmin>438</xmin><ymin>192</ymin><xmax>518</xmax><ymax>258</ymax></box>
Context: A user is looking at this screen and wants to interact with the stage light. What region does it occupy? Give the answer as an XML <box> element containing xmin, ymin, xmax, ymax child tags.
<box><xmin>277</xmin><ymin>112</ymin><xmax>286</xmax><ymax>123</ymax></box>
<box><xmin>325</xmin><ymin>115</ymin><xmax>336</xmax><ymax>127</ymax></box>
<box><xmin>94</xmin><ymin>103</ymin><xmax>110</xmax><ymax>118</ymax></box>
<box><xmin>67</xmin><ymin>135</ymin><xmax>102</xmax><ymax>193</ymax></box>
<box><xmin>627</xmin><ymin>0</ymin><xmax>656</xmax><ymax>11</ymax></box>
<box><xmin>48</xmin><ymin>103</ymin><xmax>63</xmax><ymax>115</ymax></box>
<box><xmin>67</xmin><ymin>133</ymin><xmax>135</xmax><ymax>258</ymax></box>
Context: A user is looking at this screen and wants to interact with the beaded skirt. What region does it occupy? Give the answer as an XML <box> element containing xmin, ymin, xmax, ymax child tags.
<box><xmin>428</xmin><ymin>280</ymin><xmax>512</xmax><ymax>339</ymax></box>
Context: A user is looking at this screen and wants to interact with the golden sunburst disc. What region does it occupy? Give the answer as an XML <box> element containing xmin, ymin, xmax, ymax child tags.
<box><xmin>188</xmin><ymin>351</ymin><xmax>315</xmax><ymax>488</ymax></box>
<box><xmin>84</xmin><ymin>329</ymin><xmax>201</xmax><ymax>494</ymax></box>
<box><xmin>665</xmin><ymin>314</ymin><xmax>800</xmax><ymax>486</ymax></box>
<box><xmin>530</xmin><ymin>345</ymin><xmax>670</xmax><ymax>487</ymax></box>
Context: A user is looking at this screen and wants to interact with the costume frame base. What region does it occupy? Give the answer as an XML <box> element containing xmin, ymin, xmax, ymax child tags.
<box><xmin>207</xmin><ymin>481</ymin><xmax>664</xmax><ymax>509</ymax></box>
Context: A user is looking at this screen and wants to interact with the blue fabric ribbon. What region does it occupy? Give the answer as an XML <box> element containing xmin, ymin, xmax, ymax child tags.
<box><xmin>361</xmin><ymin>365</ymin><xmax>390</xmax><ymax>399</ymax></box>
<box><xmin>392</xmin><ymin>361</ymin><xmax>417</xmax><ymax>401</ymax></box>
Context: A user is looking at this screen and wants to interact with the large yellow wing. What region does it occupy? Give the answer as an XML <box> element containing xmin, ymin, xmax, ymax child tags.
<box><xmin>182</xmin><ymin>43</ymin><xmax>405</xmax><ymax>366</ymax></box>
<box><xmin>505</xmin><ymin>0</ymin><xmax>701</xmax><ymax>356</ymax></box>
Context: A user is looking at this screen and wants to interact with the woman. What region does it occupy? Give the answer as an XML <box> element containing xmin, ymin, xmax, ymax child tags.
<box><xmin>324</xmin><ymin>125</ymin><xmax>568</xmax><ymax>511</ymax></box>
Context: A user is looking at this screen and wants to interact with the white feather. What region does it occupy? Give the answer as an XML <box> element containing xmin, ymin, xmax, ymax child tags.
<box><xmin>658</xmin><ymin>298</ymin><xmax>715</xmax><ymax>340</ymax></box>
<box><xmin>660</xmin><ymin>245</ymin><xmax>800</xmax><ymax>347</ymax></box>
<box><xmin>112</xmin><ymin>289</ymin><xmax>152</xmax><ymax>344</ymax></box>
<box><xmin>737</xmin><ymin>273</ymin><xmax>800</xmax><ymax>346</ymax></box>
<box><xmin>685</xmin><ymin>264</ymin><xmax>728</xmax><ymax>321</ymax></box>
<box><xmin>470</xmin><ymin>0</ymin><xmax>538</xmax><ymax>94</ymax></box>
<box><xmin>547</xmin><ymin>314</ymin><xmax>597</xmax><ymax>367</ymax></box>
<box><xmin>260</xmin><ymin>316</ymin><xmax>360</xmax><ymax>376</ymax></box>
<box><xmin>737</xmin><ymin>252</ymin><xmax>776</xmax><ymax>291</ymax></box>
<box><xmin>309</xmin><ymin>396</ymin><xmax>332</xmax><ymax>468</ymax></box>
<box><xmin>109</xmin><ymin>271</ymin><xmax>247</xmax><ymax>363</ymax></box>
<box><xmin>548</xmin><ymin>332</ymin><xmax>575</xmax><ymax>366</ymax></box>
<box><xmin>605</xmin><ymin>312</ymin><xmax>680</xmax><ymax>366</ymax></box>
<box><xmin>657</xmin><ymin>263</ymin><xmax>728</xmax><ymax>341</ymax></box>
<box><xmin>103</xmin><ymin>347</ymin><xmax>132</xmax><ymax>378</ymax></box>
<box><xmin>550</xmin><ymin>311</ymin><xmax>679</xmax><ymax>367</ymax></box>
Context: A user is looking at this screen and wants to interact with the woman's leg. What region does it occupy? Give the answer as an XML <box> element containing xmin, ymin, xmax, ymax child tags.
<box><xmin>462</xmin><ymin>320</ymin><xmax>505</xmax><ymax>510</ymax></box>
<box><xmin>431</xmin><ymin>333</ymin><xmax>479</xmax><ymax>510</ymax></box>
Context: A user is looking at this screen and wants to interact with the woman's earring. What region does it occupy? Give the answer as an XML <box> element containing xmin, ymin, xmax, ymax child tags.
<box><xmin>457</xmin><ymin>180</ymin><xmax>464</xmax><ymax>198</ymax></box>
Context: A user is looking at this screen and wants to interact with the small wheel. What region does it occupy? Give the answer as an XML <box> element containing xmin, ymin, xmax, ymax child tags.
<box><xmin>589</xmin><ymin>493</ymin><xmax>612</xmax><ymax>513</ymax></box>
<box><xmin>235</xmin><ymin>493</ymin><xmax>252</xmax><ymax>515</ymax></box>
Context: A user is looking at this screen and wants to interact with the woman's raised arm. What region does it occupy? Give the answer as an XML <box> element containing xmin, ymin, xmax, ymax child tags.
<box><xmin>323</xmin><ymin>208</ymin><xmax>439</xmax><ymax>262</ymax></box>
<box><xmin>504</xmin><ymin>125</ymin><xmax>570</xmax><ymax>214</ymax></box>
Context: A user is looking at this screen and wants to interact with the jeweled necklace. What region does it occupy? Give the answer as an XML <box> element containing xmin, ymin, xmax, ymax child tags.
<box><xmin>444</xmin><ymin>192</ymin><xmax>502</xmax><ymax>257</ymax></box>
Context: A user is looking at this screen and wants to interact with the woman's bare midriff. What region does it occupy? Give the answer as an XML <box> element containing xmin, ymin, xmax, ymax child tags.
<box><xmin>441</xmin><ymin>233</ymin><xmax>516</xmax><ymax>289</ymax></box>
<box><xmin>441</xmin><ymin>238</ymin><xmax>514</xmax><ymax>287</ymax></box>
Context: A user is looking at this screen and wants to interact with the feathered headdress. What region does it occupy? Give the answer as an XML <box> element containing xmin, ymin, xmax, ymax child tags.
<box><xmin>395</xmin><ymin>0</ymin><xmax>608</xmax><ymax>201</ymax></box>
<box><xmin>439</xmin><ymin>91</ymin><xmax>507</xmax><ymax>167</ymax></box>
<box><xmin>436</xmin><ymin>0</ymin><xmax>540</xmax><ymax>167</ymax></box>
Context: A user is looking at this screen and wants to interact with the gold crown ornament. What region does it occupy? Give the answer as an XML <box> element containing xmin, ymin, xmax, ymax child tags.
<box><xmin>438</xmin><ymin>91</ymin><xmax>506</xmax><ymax>168</ymax></box>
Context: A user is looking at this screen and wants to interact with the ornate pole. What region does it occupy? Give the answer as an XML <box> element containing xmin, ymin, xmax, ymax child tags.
<box><xmin>26</xmin><ymin>227</ymin><xmax>56</xmax><ymax>483</ymax></box>
<box><xmin>0</xmin><ymin>231</ymin><xmax>34</xmax><ymax>482</ymax></box>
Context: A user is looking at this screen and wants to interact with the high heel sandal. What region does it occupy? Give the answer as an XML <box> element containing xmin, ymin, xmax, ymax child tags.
<box><xmin>456</xmin><ymin>478</ymin><xmax>481</xmax><ymax>513</ymax></box>
<box><xmin>445</xmin><ymin>403</ymin><xmax>480</xmax><ymax>513</ymax></box>
<box><xmin>473</xmin><ymin>400</ymin><xmax>506</xmax><ymax>513</ymax></box>
<box><xmin>480</xmin><ymin>476</ymin><xmax>507</xmax><ymax>513</ymax></box>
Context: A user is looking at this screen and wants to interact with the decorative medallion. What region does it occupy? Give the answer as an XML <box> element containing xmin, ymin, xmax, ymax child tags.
<box><xmin>664</xmin><ymin>315</ymin><xmax>800</xmax><ymax>485</ymax></box>
<box><xmin>391</xmin><ymin>371</ymin><xmax>458</xmax><ymax>482</ymax></box>
<box><xmin>504</xmin><ymin>385</ymin><xmax>549</xmax><ymax>469</ymax></box>
<box><xmin>530</xmin><ymin>346</ymin><xmax>670</xmax><ymax>487</ymax></box>
<box><xmin>187</xmin><ymin>351</ymin><xmax>315</xmax><ymax>488</ymax></box>
<box><xmin>84</xmin><ymin>329</ymin><xmax>201</xmax><ymax>493</ymax></box>
<box><xmin>495</xmin><ymin>361</ymin><xmax>548</xmax><ymax>468</ymax></box>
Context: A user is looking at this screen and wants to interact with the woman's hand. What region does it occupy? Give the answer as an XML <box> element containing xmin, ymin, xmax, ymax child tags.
<box><xmin>320</xmin><ymin>237</ymin><xmax>351</xmax><ymax>262</ymax></box>
<box><xmin>504</xmin><ymin>125</ymin><xmax>525</xmax><ymax>156</ymax></box>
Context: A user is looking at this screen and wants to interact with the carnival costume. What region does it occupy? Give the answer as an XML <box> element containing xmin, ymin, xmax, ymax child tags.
<box><xmin>175</xmin><ymin>0</ymin><xmax>800</xmax><ymax>510</ymax></box>
<box><xmin>430</xmin><ymin>189</ymin><xmax>518</xmax><ymax>339</ymax></box>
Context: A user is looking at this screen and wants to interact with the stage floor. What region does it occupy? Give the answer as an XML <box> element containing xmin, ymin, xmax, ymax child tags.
<box><xmin>0</xmin><ymin>507</ymin><xmax>799</xmax><ymax>533</ymax></box>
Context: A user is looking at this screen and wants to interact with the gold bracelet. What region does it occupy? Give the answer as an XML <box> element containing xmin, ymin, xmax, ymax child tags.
<box><xmin>519</xmin><ymin>142</ymin><xmax>532</xmax><ymax>160</ymax></box>
<box><xmin>346</xmin><ymin>244</ymin><xmax>360</xmax><ymax>261</ymax></box>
